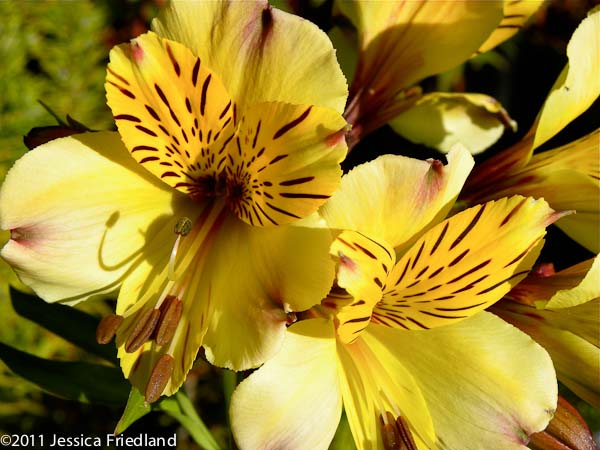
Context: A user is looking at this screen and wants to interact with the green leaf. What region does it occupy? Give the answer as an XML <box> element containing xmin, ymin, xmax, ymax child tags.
<box><xmin>115</xmin><ymin>387</ymin><xmax>152</xmax><ymax>435</ymax></box>
<box><xmin>159</xmin><ymin>391</ymin><xmax>221</xmax><ymax>450</ymax></box>
<box><xmin>0</xmin><ymin>342</ymin><xmax>129</xmax><ymax>405</ymax></box>
<box><xmin>10</xmin><ymin>287</ymin><xmax>117</xmax><ymax>363</ymax></box>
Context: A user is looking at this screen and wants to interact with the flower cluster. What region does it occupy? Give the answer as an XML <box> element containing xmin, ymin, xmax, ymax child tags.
<box><xmin>0</xmin><ymin>1</ymin><xmax>598</xmax><ymax>449</ymax></box>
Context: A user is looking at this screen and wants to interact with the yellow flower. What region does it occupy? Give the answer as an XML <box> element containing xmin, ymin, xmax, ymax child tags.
<box><xmin>335</xmin><ymin>0</ymin><xmax>542</xmax><ymax>149</ymax></box>
<box><xmin>0</xmin><ymin>0</ymin><xmax>348</xmax><ymax>401</ymax></box>
<box><xmin>463</xmin><ymin>6</ymin><xmax>600</xmax><ymax>252</ymax></box>
<box><xmin>230</xmin><ymin>146</ymin><xmax>563</xmax><ymax>450</ymax></box>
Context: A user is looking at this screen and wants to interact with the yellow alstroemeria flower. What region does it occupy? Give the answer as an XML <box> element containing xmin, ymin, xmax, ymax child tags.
<box><xmin>492</xmin><ymin>255</ymin><xmax>600</xmax><ymax>408</ymax></box>
<box><xmin>230</xmin><ymin>146</ymin><xmax>565</xmax><ymax>450</ymax></box>
<box><xmin>0</xmin><ymin>0</ymin><xmax>348</xmax><ymax>402</ymax></box>
<box><xmin>334</xmin><ymin>0</ymin><xmax>543</xmax><ymax>149</ymax></box>
<box><xmin>462</xmin><ymin>6</ymin><xmax>600</xmax><ymax>252</ymax></box>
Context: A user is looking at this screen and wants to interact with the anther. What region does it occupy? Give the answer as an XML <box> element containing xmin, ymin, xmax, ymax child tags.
<box><xmin>380</xmin><ymin>412</ymin><xmax>417</xmax><ymax>450</ymax></box>
<box><xmin>154</xmin><ymin>295</ymin><xmax>183</xmax><ymax>345</ymax></box>
<box><xmin>169</xmin><ymin>217</ymin><xmax>193</xmax><ymax>281</ymax></box>
<box><xmin>125</xmin><ymin>308</ymin><xmax>161</xmax><ymax>353</ymax></box>
<box><xmin>145</xmin><ymin>354</ymin><xmax>174</xmax><ymax>403</ymax></box>
<box><xmin>95</xmin><ymin>314</ymin><xmax>123</xmax><ymax>344</ymax></box>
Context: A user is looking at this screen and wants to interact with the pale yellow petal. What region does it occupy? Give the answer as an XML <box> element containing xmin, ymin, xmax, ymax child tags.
<box><xmin>153</xmin><ymin>0</ymin><xmax>347</xmax><ymax>113</ymax></box>
<box><xmin>494</xmin><ymin>301</ymin><xmax>600</xmax><ymax>408</ymax></box>
<box><xmin>390</xmin><ymin>92</ymin><xmax>516</xmax><ymax>155</ymax></box>
<box><xmin>370</xmin><ymin>312</ymin><xmax>557</xmax><ymax>449</ymax></box>
<box><xmin>202</xmin><ymin>215</ymin><xmax>336</xmax><ymax>370</ymax></box>
<box><xmin>321</xmin><ymin>146</ymin><xmax>474</xmax><ymax>252</ymax></box>
<box><xmin>0</xmin><ymin>132</ymin><xmax>186</xmax><ymax>304</ymax></box>
<box><xmin>544</xmin><ymin>255</ymin><xmax>600</xmax><ymax>309</ymax></box>
<box><xmin>532</xmin><ymin>6</ymin><xmax>600</xmax><ymax>150</ymax></box>
<box><xmin>230</xmin><ymin>319</ymin><xmax>342</xmax><ymax>450</ymax></box>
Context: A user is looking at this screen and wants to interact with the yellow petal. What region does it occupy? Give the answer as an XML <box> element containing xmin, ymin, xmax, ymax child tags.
<box><xmin>230</xmin><ymin>319</ymin><xmax>342</xmax><ymax>450</ymax></box>
<box><xmin>390</xmin><ymin>92</ymin><xmax>516</xmax><ymax>155</ymax></box>
<box><xmin>477</xmin><ymin>0</ymin><xmax>545</xmax><ymax>54</ymax></box>
<box><xmin>330</xmin><ymin>230</ymin><xmax>395</xmax><ymax>344</ymax></box>
<box><xmin>0</xmin><ymin>132</ymin><xmax>184</xmax><ymax>304</ymax></box>
<box><xmin>532</xmin><ymin>6</ymin><xmax>600</xmax><ymax>150</ymax></box>
<box><xmin>153</xmin><ymin>0</ymin><xmax>347</xmax><ymax>113</ymax></box>
<box><xmin>321</xmin><ymin>146</ymin><xmax>474</xmax><ymax>252</ymax></box>
<box><xmin>494</xmin><ymin>301</ymin><xmax>600</xmax><ymax>408</ymax></box>
<box><xmin>337</xmin><ymin>332</ymin><xmax>435</xmax><ymax>450</ymax></box>
<box><xmin>202</xmin><ymin>214</ymin><xmax>336</xmax><ymax>370</ymax></box>
<box><xmin>339</xmin><ymin>0</ymin><xmax>503</xmax><ymax>91</ymax></box>
<box><xmin>370</xmin><ymin>312</ymin><xmax>557</xmax><ymax>449</ymax></box>
<box><xmin>228</xmin><ymin>101</ymin><xmax>347</xmax><ymax>226</ymax></box>
<box><xmin>378</xmin><ymin>197</ymin><xmax>558</xmax><ymax>330</ymax></box>
<box><xmin>106</xmin><ymin>32</ymin><xmax>236</xmax><ymax>195</ymax></box>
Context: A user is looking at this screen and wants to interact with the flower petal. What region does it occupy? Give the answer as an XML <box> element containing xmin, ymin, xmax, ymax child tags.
<box><xmin>390</xmin><ymin>92</ymin><xmax>516</xmax><ymax>155</ymax></box>
<box><xmin>493</xmin><ymin>301</ymin><xmax>600</xmax><ymax>408</ymax></box>
<box><xmin>544</xmin><ymin>255</ymin><xmax>600</xmax><ymax>309</ymax></box>
<box><xmin>153</xmin><ymin>0</ymin><xmax>347</xmax><ymax>113</ymax></box>
<box><xmin>377</xmin><ymin>196</ymin><xmax>558</xmax><ymax>330</ymax></box>
<box><xmin>339</xmin><ymin>0</ymin><xmax>503</xmax><ymax>92</ymax></box>
<box><xmin>321</xmin><ymin>146</ymin><xmax>474</xmax><ymax>252</ymax></box>
<box><xmin>202</xmin><ymin>214</ymin><xmax>336</xmax><ymax>370</ymax></box>
<box><xmin>477</xmin><ymin>0</ymin><xmax>545</xmax><ymax>54</ymax></box>
<box><xmin>369</xmin><ymin>312</ymin><xmax>557</xmax><ymax>449</ymax></box>
<box><xmin>0</xmin><ymin>132</ymin><xmax>183</xmax><ymax>304</ymax></box>
<box><xmin>330</xmin><ymin>230</ymin><xmax>395</xmax><ymax>343</ymax></box>
<box><xmin>532</xmin><ymin>6</ymin><xmax>600</xmax><ymax>150</ymax></box>
<box><xmin>228</xmin><ymin>101</ymin><xmax>347</xmax><ymax>226</ymax></box>
<box><xmin>337</xmin><ymin>332</ymin><xmax>435</xmax><ymax>450</ymax></box>
<box><xmin>106</xmin><ymin>32</ymin><xmax>236</xmax><ymax>194</ymax></box>
<box><xmin>230</xmin><ymin>319</ymin><xmax>342</xmax><ymax>450</ymax></box>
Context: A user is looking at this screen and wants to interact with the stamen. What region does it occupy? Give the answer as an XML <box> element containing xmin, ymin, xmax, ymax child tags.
<box><xmin>125</xmin><ymin>308</ymin><xmax>161</xmax><ymax>353</ymax></box>
<box><xmin>155</xmin><ymin>295</ymin><xmax>183</xmax><ymax>345</ymax></box>
<box><xmin>95</xmin><ymin>314</ymin><xmax>123</xmax><ymax>344</ymax></box>
<box><xmin>145</xmin><ymin>353</ymin><xmax>174</xmax><ymax>403</ymax></box>
<box><xmin>380</xmin><ymin>411</ymin><xmax>417</xmax><ymax>450</ymax></box>
<box><xmin>168</xmin><ymin>217</ymin><xmax>193</xmax><ymax>281</ymax></box>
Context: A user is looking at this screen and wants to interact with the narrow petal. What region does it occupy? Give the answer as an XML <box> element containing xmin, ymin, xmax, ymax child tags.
<box><xmin>340</xmin><ymin>1</ymin><xmax>503</xmax><ymax>93</ymax></box>
<box><xmin>230</xmin><ymin>319</ymin><xmax>342</xmax><ymax>450</ymax></box>
<box><xmin>390</xmin><ymin>92</ymin><xmax>516</xmax><ymax>155</ymax></box>
<box><xmin>106</xmin><ymin>32</ymin><xmax>236</xmax><ymax>194</ymax></box>
<box><xmin>153</xmin><ymin>0</ymin><xmax>347</xmax><ymax>113</ymax></box>
<box><xmin>228</xmin><ymin>101</ymin><xmax>347</xmax><ymax>226</ymax></box>
<box><xmin>532</xmin><ymin>6</ymin><xmax>600</xmax><ymax>150</ymax></box>
<box><xmin>369</xmin><ymin>312</ymin><xmax>557</xmax><ymax>449</ymax></box>
<box><xmin>0</xmin><ymin>132</ymin><xmax>184</xmax><ymax>304</ymax></box>
<box><xmin>321</xmin><ymin>146</ymin><xmax>474</xmax><ymax>252</ymax></box>
<box><xmin>508</xmin><ymin>257</ymin><xmax>598</xmax><ymax>307</ymax></box>
<box><xmin>337</xmin><ymin>333</ymin><xmax>435</xmax><ymax>450</ymax></box>
<box><xmin>330</xmin><ymin>230</ymin><xmax>395</xmax><ymax>343</ymax></box>
<box><xmin>377</xmin><ymin>196</ymin><xmax>558</xmax><ymax>330</ymax></box>
<box><xmin>202</xmin><ymin>214</ymin><xmax>336</xmax><ymax>370</ymax></box>
<box><xmin>477</xmin><ymin>0</ymin><xmax>545</xmax><ymax>54</ymax></box>
<box><xmin>493</xmin><ymin>301</ymin><xmax>600</xmax><ymax>408</ymax></box>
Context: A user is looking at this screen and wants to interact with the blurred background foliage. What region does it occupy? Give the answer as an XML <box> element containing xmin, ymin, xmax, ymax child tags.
<box><xmin>0</xmin><ymin>0</ymin><xmax>598</xmax><ymax>449</ymax></box>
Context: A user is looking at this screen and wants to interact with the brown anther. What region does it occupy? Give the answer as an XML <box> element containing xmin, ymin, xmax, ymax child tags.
<box><xmin>125</xmin><ymin>308</ymin><xmax>161</xmax><ymax>353</ymax></box>
<box><xmin>145</xmin><ymin>354</ymin><xmax>174</xmax><ymax>403</ymax></box>
<box><xmin>381</xmin><ymin>412</ymin><xmax>401</xmax><ymax>450</ymax></box>
<box><xmin>155</xmin><ymin>296</ymin><xmax>183</xmax><ymax>346</ymax></box>
<box><xmin>96</xmin><ymin>314</ymin><xmax>124</xmax><ymax>344</ymax></box>
<box><xmin>380</xmin><ymin>412</ymin><xmax>417</xmax><ymax>450</ymax></box>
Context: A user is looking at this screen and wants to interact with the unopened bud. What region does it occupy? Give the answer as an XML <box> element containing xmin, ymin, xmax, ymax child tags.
<box><xmin>529</xmin><ymin>396</ymin><xmax>597</xmax><ymax>450</ymax></box>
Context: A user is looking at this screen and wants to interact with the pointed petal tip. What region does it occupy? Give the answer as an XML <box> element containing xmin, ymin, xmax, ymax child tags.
<box><xmin>547</xmin><ymin>209</ymin><xmax>575</xmax><ymax>227</ymax></box>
